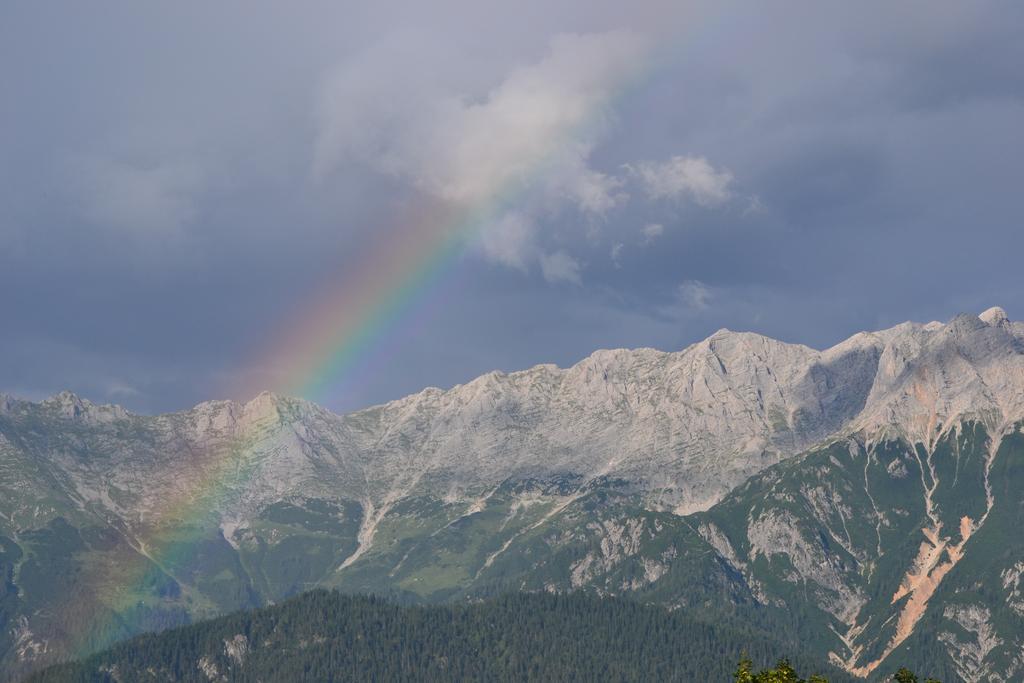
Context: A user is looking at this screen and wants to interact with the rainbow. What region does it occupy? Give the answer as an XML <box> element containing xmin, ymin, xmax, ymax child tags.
<box><xmin>66</xmin><ymin>41</ymin><xmax>658</xmax><ymax>659</ymax></box>
<box><xmin>246</xmin><ymin>199</ymin><xmax>483</xmax><ymax>406</ymax></box>
<box><xmin>69</xmin><ymin>429</ymin><xmax>267</xmax><ymax>656</ymax></box>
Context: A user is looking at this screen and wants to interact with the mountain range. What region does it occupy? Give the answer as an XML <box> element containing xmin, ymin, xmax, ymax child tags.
<box><xmin>2</xmin><ymin>306</ymin><xmax>1023</xmax><ymax>681</ymax></box>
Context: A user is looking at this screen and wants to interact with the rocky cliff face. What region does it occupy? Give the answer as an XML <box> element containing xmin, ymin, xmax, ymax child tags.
<box><xmin>1</xmin><ymin>307</ymin><xmax>1023</xmax><ymax>680</ymax></box>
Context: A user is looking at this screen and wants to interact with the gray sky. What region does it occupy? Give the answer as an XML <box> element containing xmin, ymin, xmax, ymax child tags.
<box><xmin>2</xmin><ymin>1</ymin><xmax>1022</xmax><ymax>414</ymax></box>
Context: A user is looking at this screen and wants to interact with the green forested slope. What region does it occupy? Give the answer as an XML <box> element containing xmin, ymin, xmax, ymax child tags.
<box><xmin>30</xmin><ymin>591</ymin><xmax>857</xmax><ymax>683</ymax></box>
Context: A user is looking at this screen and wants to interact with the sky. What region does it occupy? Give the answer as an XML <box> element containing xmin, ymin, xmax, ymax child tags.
<box><xmin>2</xmin><ymin>1</ymin><xmax>1022</xmax><ymax>414</ymax></box>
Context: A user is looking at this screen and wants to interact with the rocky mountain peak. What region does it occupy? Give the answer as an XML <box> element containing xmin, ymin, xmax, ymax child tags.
<box><xmin>10</xmin><ymin>307</ymin><xmax>1024</xmax><ymax>520</ymax></box>
<box><xmin>979</xmin><ymin>305</ymin><xmax>1009</xmax><ymax>326</ymax></box>
<box><xmin>945</xmin><ymin>312</ymin><xmax>989</xmax><ymax>338</ymax></box>
<box><xmin>37</xmin><ymin>390</ymin><xmax>129</xmax><ymax>423</ymax></box>
<box><xmin>852</xmin><ymin>308</ymin><xmax>1024</xmax><ymax>445</ymax></box>
<box><xmin>243</xmin><ymin>391</ymin><xmax>285</xmax><ymax>418</ymax></box>
<box><xmin>44</xmin><ymin>389</ymin><xmax>87</xmax><ymax>413</ymax></box>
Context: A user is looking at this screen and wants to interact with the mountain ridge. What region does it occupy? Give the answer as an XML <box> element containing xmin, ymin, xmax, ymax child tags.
<box><xmin>4</xmin><ymin>307</ymin><xmax>1023</xmax><ymax>529</ymax></box>
<box><xmin>8</xmin><ymin>306</ymin><xmax>1017</xmax><ymax>428</ymax></box>
<box><xmin>2</xmin><ymin>307</ymin><xmax>1024</xmax><ymax>680</ymax></box>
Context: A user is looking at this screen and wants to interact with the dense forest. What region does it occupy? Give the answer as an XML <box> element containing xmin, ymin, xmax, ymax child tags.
<box><xmin>30</xmin><ymin>590</ymin><xmax>868</xmax><ymax>682</ymax></box>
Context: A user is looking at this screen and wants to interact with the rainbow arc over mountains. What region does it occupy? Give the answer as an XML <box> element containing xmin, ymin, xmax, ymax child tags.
<box><xmin>70</xmin><ymin>47</ymin><xmax>654</xmax><ymax>656</ymax></box>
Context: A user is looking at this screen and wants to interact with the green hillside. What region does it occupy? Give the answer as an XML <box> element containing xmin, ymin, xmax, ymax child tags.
<box><xmin>29</xmin><ymin>591</ymin><xmax>859</xmax><ymax>683</ymax></box>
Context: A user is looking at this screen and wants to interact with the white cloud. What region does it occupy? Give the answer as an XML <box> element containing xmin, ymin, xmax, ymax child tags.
<box><xmin>479</xmin><ymin>212</ymin><xmax>536</xmax><ymax>270</ymax></box>
<box><xmin>627</xmin><ymin>156</ymin><xmax>733</xmax><ymax>207</ymax></box>
<box><xmin>540</xmin><ymin>250</ymin><xmax>582</xmax><ymax>285</ymax></box>
<box><xmin>610</xmin><ymin>242</ymin><xmax>624</xmax><ymax>268</ymax></box>
<box><xmin>72</xmin><ymin>158</ymin><xmax>203</xmax><ymax>234</ymax></box>
<box><xmin>678</xmin><ymin>279</ymin><xmax>712</xmax><ymax>310</ymax></box>
<box><xmin>105</xmin><ymin>380</ymin><xmax>141</xmax><ymax>399</ymax></box>
<box><xmin>546</xmin><ymin>159</ymin><xmax>626</xmax><ymax>216</ymax></box>
<box><xmin>315</xmin><ymin>31</ymin><xmax>647</xmax><ymax>283</ymax></box>
<box><xmin>316</xmin><ymin>32</ymin><xmax>646</xmax><ymax>208</ymax></box>
<box><xmin>743</xmin><ymin>195</ymin><xmax>767</xmax><ymax>216</ymax></box>
<box><xmin>641</xmin><ymin>222</ymin><xmax>664</xmax><ymax>244</ymax></box>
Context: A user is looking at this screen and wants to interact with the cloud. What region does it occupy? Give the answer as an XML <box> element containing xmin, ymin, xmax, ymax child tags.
<box><xmin>540</xmin><ymin>250</ymin><xmax>582</xmax><ymax>285</ymax></box>
<box><xmin>105</xmin><ymin>381</ymin><xmax>141</xmax><ymax>399</ymax></box>
<box><xmin>316</xmin><ymin>31</ymin><xmax>646</xmax><ymax>207</ymax></box>
<box><xmin>742</xmin><ymin>196</ymin><xmax>767</xmax><ymax>216</ymax></box>
<box><xmin>610</xmin><ymin>242</ymin><xmax>624</xmax><ymax>268</ymax></box>
<box><xmin>479</xmin><ymin>212</ymin><xmax>536</xmax><ymax>270</ymax></box>
<box><xmin>315</xmin><ymin>30</ymin><xmax>647</xmax><ymax>281</ymax></box>
<box><xmin>677</xmin><ymin>280</ymin><xmax>712</xmax><ymax>310</ymax></box>
<box><xmin>314</xmin><ymin>32</ymin><xmax>739</xmax><ymax>295</ymax></box>
<box><xmin>547</xmin><ymin>160</ymin><xmax>627</xmax><ymax>216</ymax></box>
<box><xmin>627</xmin><ymin>156</ymin><xmax>733</xmax><ymax>207</ymax></box>
<box><xmin>641</xmin><ymin>222</ymin><xmax>664</xmax><ymax>244</ymax></box>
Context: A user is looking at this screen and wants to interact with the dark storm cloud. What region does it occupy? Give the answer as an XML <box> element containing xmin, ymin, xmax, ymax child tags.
<box><xmin>1</xmin><ymin>1</ymin><xmax>1022</xmax><ymax>413</ymax></box>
